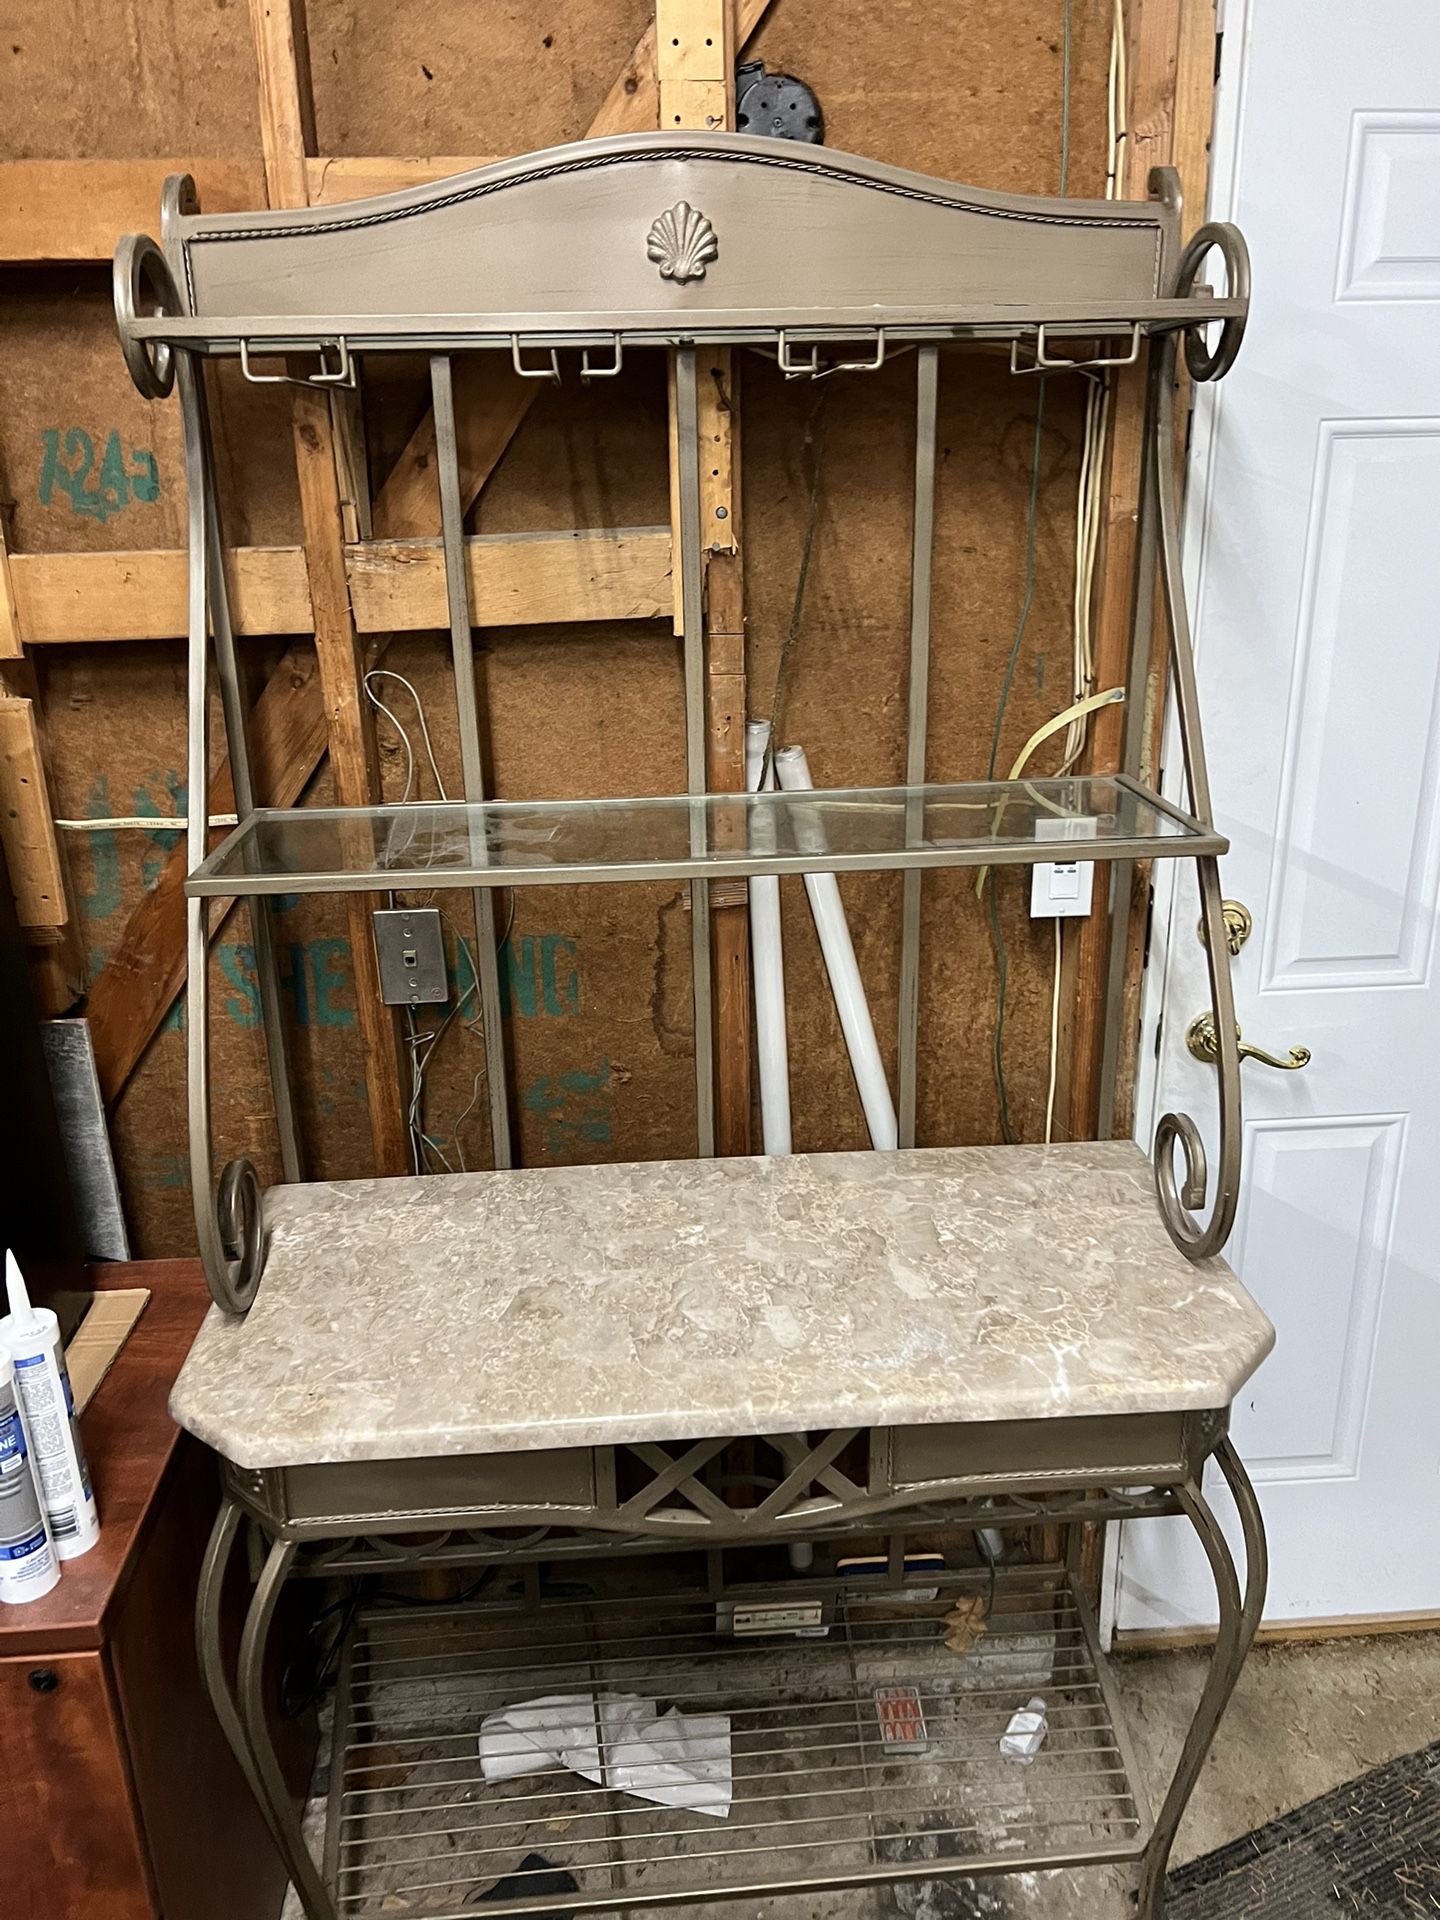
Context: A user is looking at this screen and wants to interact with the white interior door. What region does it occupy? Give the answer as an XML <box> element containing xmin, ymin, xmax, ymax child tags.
<box><xmin>1115</xmin><ymin>0</ymin><xmax>1440</xmax><ymax>1631</ymax></box>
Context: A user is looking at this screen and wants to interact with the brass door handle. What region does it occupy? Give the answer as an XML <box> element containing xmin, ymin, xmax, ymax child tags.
<box><xmin>1186</xmin><ymin>1012</ymin><xmax>1311</xmax><ymax>1072</ymax></box>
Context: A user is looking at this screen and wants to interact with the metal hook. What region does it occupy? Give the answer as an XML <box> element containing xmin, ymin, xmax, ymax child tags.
<box><xmin>510</xmin><ymin>335</ymin><xmax>562</xmax><ymax>383</ymax></box>
<box><xmin>776</xmin><ymin>331</ymin><xmax>822</xmax><ymax>380</ymax></box>
<box><xmin>580</xmin><ymin>337</ymin><xmax>624</xmax><ymax>382</ymax></box>
<box><xmin>1009</xmin><ymin>322</ymin><xmax>1142</xmax><ymax>376</ymax></box>
<box><xmin>238</xmin><ymin>338</ymin><xmax>355</xmax><ymax>389</ymax></box>
<box><xmin>812</xmin><ymin>329</ymin><xmax>888</xmax><ymax>380</ymax></box>
<box><xmin>778</xmin><ymin>330</ymin><xmax>887</xmax><ymax>380</ymax></box>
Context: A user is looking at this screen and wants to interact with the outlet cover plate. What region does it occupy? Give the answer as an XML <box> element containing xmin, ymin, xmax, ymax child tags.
<box><xmin>1030</xmin><ymin>815</ymin><xmax>1097</xmax><ymax>919</ymax></box>
<box><xmin>373</xmin><ymin>906</ymin><xmax>448</xmax><ymax>1006</ymax></box>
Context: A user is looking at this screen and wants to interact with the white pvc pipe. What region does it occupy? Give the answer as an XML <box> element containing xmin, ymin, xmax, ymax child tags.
<box><xmin>774</xmin><ymin>745</ymin><xmax>898</xmax><ymax>1151</ymax></box>
<box><xmin>745</xmin><ymin>721</ymin><xmax>793</xmax><ymax>1155</ymax></box>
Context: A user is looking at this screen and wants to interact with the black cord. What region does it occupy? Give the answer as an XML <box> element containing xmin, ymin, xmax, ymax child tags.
<box><xmin>762</xmin><ymin>380</ymin><xmax>832</xmax><ymax>780</ymax></box>
<box><xmin>371</xmin><ymin>1570</ymin><xmax>495</xmax><ymax>1608</ymax></box>
<box><xmin>279</xmin><ymin>1568</ymin><xmax>498</xmax><ymax>1717</ymax></box>
<box><xmin>281</xmin><ymin>1584</ymin><xmax>364</xmax><ymax>1719</ymax></box>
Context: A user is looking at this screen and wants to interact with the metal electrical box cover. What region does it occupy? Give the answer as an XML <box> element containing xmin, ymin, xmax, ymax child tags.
<box><xmin>373</xmin><ymin>906</ymin><xmax>449</xmax><ymax>1007</ymax></box>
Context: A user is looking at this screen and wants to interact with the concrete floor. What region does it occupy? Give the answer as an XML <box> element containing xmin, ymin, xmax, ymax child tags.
<box><xmin>768</xmin><ymin>1632</ymin><xmax>1440</xmax><ymax>1919</ymax></box>
<box><xmin>285</xmin><ymin>1631</ymin><xmax>1440</xmax><ymax>1918</ymax></box>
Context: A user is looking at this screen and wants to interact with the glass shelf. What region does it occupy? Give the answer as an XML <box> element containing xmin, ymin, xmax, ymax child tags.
<box><xmin>186</xmin><ymin>774</ymin><xmax>1222</xmax><ymax>898</ymax></box>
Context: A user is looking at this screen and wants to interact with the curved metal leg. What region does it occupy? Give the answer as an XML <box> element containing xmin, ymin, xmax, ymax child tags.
<box><xmin>197</xmin><ymin>1500</ymin><xmax>291</xmax><ymax>1854</ymax></box>
<box><xmin>196</xmin><ymin>1502</ymin><xmax>335</xmax><ymax>1920</ymax></box>
<box><xmin>238</xmin><ymin>1533</ymin><xmax>336</xmax><ymax>1920</ymax></box>
<box><xmin>1137</xmin><ymin>1439</ymin><xmax>1268</xmax><ymax>1917</ymax></box>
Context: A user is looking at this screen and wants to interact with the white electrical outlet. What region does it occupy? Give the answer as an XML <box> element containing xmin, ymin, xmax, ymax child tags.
<box><xmin>1030</xmin><ymin>815</ymin><xmax>1097</xmax><ymax>919</ymax></box>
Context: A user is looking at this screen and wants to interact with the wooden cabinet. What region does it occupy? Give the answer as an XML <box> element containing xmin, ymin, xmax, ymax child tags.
<box><xmin>1</xmin><ymin>1651</ymin><xmax>155</xmax><ymax>1917</ymax></box>
<box><xmin>0</xmin><ymin>1264</ymin><xmax>300</xmax><ymax>1920</ymax></box>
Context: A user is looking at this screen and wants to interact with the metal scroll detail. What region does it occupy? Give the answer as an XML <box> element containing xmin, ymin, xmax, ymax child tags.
<box><xmin>646</xmin><ymin>200</ymin><xmax>718</xmax><ymax>282</ymax></box>
<box><xmin>113</xmin><ymin>233</ymin><xmax>181</xmax><ymax>400</ymax></box>
<box><xmin>1174</xmin><ymin>220</ymin><xmax>1250</xmax><ymax>383</ymax></box>
<box><xmin>1149</xmin><ymin>326</ymin><xmax>1244</xmax><ymax>1260</ymax></box>
<box><xmin>215</xmin><ymin>1157</ymin><xmax>266</xmax><ymax>1306</ymax></box>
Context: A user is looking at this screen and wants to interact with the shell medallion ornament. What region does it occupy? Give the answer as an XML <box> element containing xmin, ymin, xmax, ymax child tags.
<box><xmin>646</xmin><ymin>201</ymin><xmax>718</xmax><ymax>283</ymax></box>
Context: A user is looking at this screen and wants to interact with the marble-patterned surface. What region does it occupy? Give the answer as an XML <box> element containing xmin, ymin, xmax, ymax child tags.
<box><xmin>171</xmin><ymin>1142</ymin><xmax>1274</xmax><ymax>1469</ymax></box>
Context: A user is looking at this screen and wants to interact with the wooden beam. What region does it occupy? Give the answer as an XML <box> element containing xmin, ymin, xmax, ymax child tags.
<box><xmin>347</xmin><ymin>529</ymin><xmax>672</xmax><ymax>632</ymax></box>
<box><xmin>89</xmin><ymin>650</ymin><xmax>329</xmax><ymax>1105</ymax></box>
<box><xmin>0</xmin><ymin>512</ymin><xmax>22</xmax><ymax>662</ymax></box>
<box><xmin>249</xmin><ymin>0</ymin><xmax>315</xmax><ymax>208</ymax></box>
<box><xmin>1066</xmin><ymin>0</ymin><xmax>1216</xmax><ymax>1145</ymax></box>
<box><xmin>375</xmin><ymin>0</ymin><xmax>767</xmax><ymax>553</ymax></box>
<box><xmin>0</xmin><ymin>159</ymin><xmax>267</xmax><ymax>262</ymax></box>
<box><xmin>82</xmin><ymin>0</ymin><xmax>771</xmax><ymax>1110</ymax></box>
<box><xmin>0</xmin><ymin>512</ymin><xmax>84</xmax><ymax>1007</ymax></box>
<box><xmin>11</xmin><ymin>547</ymin><xmax>310</xmax><ymax>644</ymax></box>
<box><xmin>0</xmin><ymin>699</ymin><xmax>66</xmax><ymax>927</ymax></box>
<box><xmin>8</xmin><ymin>530</ymin><xmax>670</xmax><ymax>645</ymax></box>
<box><xmin>659</xmin><ymin>0</ymin><xmax>752</xmax><ymax>1157</ymax></box>
<box><xmin>248</xmin><ymin>0</ymin><xmax>409</xmax><ymax>1177</ymax></box>
<box><xmin>305</xmin><ymin>156</ymin><xmax>502</xmax><ymax>205</ymax></box>
<box><xmin>371</xmin><ymin>377</ymin><xmax>536</xmax><ymax>546</ymax></box>
<box><xmin>2</xmin><ymin>156</ymin><xmax>552</xmax><ymax>257</ymax></box>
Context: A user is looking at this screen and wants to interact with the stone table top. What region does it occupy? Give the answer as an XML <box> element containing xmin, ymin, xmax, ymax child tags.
<box><xmin>170</xmin><ymin>1142</ymin><xmax>1274</xmax><ymax>1469</ymax></box>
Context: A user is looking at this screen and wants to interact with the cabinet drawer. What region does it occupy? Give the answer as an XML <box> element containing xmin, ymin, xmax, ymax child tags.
<box><xmin>886</xmin><ymin>1411</ymin><xmax>1196</xmax><ymax>1491</ymax></box>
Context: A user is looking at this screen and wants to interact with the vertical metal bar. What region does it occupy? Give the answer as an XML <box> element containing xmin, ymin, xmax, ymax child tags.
<box><xmin>323</xmin><ymin>1614</ymin><xmax>356</xmax><ymax>1905</ymax></box>
<box><xmin>177</xmin><ymin>352</ymin><xmax>231</xmax><ymax>1306</ymax></box>
<box><xmin>190</xmin><ymin>364</ymin><xmax>302</xmax><ymax>1183</ymax></box>
<box><xmin>897</xmin><ymin>346</ymin><xmax>939</xmax><ymax>1147</ymax></box>
<box><xmin>1096</xmin><ymin>343</ymin><xmax>1162</xmax><ymax>1137</ymax></box>
<box><xmin>675</xmin><ymin>348</ymin><xmax>716</xmax><ymax>1156</ymax></box>
<box><xmin>430</xmin><ymin>354</ymin><xmax>513</xmax><ymax>1170</ymax></box>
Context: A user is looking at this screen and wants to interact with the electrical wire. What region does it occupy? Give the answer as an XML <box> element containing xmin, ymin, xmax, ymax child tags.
<box><xmin>365</xmin><ymin>668</ymin><xmax>447</xmax><ymax>803</ymax></box>
<box><xmin>367</xmin><ymin>669</ymin><xmax>515</xmax><ymax>1174</ymax></box>
<box><xmin>1045</xmin><ymin>916</ymin><xmax>1063</xmax><ymax>1143</ymax></box>
<box><xmin>974</xmin><ymin>686</ymin><xmax>1125</xmax><ymax>900</ymax></box>
<box><xmin>55</xmin><ymin>813</ymin><xmax>240</xmax><ymax>833</ymax></box>
<box><xmin>985</xmin><ymin>0</ymin><xmax>1124</xmax><ymax>1145</ymax></box>
<box><xmin>762</xmin><ymin>381</ymin><xmax>832</xmax><ymax>783</ymax></box>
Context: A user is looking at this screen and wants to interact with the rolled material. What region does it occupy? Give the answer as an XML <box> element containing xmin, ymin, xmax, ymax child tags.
<box><xmin>745</xmin><ymin>722</ymin><xmax>793</xmax><ymax>1156</ymax></box>
<box><xmin>774</xmin><ymin>745</ymin><xmax>898</xmax><ymax>1151</ymax></box>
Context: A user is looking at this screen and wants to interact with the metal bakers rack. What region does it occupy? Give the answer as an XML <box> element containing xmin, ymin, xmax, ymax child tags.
<box><xmin>113</xmin><ymin>131</ymin><xmax>1252</xmax><ymax>1314</ymax></box>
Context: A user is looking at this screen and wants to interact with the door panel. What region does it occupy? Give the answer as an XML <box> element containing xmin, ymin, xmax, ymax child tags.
<box><xmin>1116</xmin><ymin>0</ymin><xmax>1440</xmax><ymax>1630</ymax></box>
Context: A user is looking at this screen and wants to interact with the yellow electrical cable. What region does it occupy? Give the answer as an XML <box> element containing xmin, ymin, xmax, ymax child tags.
<box><xmin>974</xmin><ymin>685</ymin><xmax>1126</xmax><ymax>898</ymax></box>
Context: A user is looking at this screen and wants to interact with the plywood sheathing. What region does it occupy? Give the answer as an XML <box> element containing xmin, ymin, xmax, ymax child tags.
<box><xmin>4</xmin><ymin>0</ymin><xmax>262</xmax><ymax>158</ymax></box>
<box><xmin>3</xmin><ymin>0</ymin><xmax>1115</xmax><ymax>1251</ymax></box>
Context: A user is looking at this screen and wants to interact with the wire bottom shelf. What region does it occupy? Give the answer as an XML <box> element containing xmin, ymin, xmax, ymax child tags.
<box><xmin>325</xmin><ymin>1569</ymin><xmax>1149</xmax><ymax>1917</ymax></box>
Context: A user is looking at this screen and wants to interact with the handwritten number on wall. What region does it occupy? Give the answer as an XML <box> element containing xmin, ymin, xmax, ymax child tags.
<box><xmin>39</xmin><ymin>429</ymin><xmax>160</xmax><ymax>524</ymax></box>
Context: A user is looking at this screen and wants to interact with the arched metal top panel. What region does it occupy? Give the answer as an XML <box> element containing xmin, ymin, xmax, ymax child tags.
<box><xmin>114</xmin><ymin>133</ymin><xmax>1231</xmax><ymax>356</ymax></box>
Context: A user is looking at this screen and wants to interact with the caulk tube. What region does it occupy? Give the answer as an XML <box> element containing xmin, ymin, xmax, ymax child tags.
<box><xmin>0</xmin><ymin>1348</ymin><xmax>60</xmax><ymax>1603</ymax></box>
<box><xmin>0</xmin><ymin>1250</ymin><xmax>99</xmax><ymax>1559</ymax></box>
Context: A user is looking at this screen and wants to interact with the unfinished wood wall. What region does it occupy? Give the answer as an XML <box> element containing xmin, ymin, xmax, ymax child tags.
<box><xmin>0</xmin><ymin>0</ymin><xmax>1212</xmax><ymax>1255</ymax></box>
